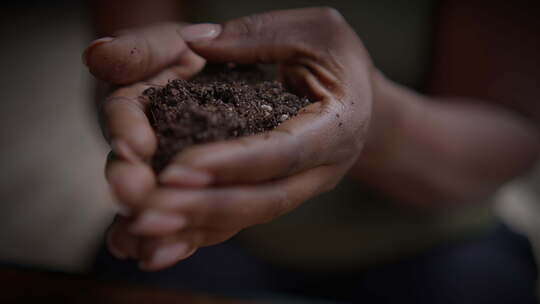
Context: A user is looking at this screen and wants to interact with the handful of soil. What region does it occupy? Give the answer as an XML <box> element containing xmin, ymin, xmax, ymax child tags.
<box><xmin>143</xmin><ymin>65</ymin><xmax>311</xmax><ymax>172</ymax></box>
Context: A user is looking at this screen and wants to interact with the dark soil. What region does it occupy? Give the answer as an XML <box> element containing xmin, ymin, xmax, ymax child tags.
<box><xmin>143</xmin><ymin>64</ymin><xmax>311</xmax><ymax>172</ymax></box>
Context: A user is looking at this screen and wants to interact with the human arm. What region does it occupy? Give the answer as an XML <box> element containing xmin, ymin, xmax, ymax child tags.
<box><xmin>353</xmin><ymin>71</ymin><xmax>540</xmax><ymax>206</ymax></box>
<box><xmin>353</xmin><ymin>1</ymin><xmax>540</xmax><ymax>205</ymax></box>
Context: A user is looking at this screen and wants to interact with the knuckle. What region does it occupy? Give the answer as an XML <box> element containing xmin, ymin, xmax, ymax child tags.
<box><xmin>234</xmin><ymin>14</ymin><xmax>270</xmax><ymax>38</ymax></box>
<box><xmin>238</xmin><ymin>16</ymin><xmax>257</xmax><ymax>36</ymax></box>
<box><xmin>231</xmin><ymin>13</ymin><xmax>278</xmax><ymax>64</ymax></box>
<box><xmin>314</xmin><ymin>7</ymin><xmax>346</xmax><ymax>27</ymax></box>
<box><xmin>311</xmin><ymin>7</ymin><xmax>351</xmax><ymax>50</ymax></box>
<box><xmin>295</xmin><ymin>7</ymin><xmax>353</xmax><ymax>76</ymax></box>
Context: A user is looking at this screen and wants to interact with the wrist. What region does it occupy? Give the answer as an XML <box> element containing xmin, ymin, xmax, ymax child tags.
<box><xmin>351</xmin><ymin>70</ymin><xmax>424</xmax><ymax>177</ymax></box>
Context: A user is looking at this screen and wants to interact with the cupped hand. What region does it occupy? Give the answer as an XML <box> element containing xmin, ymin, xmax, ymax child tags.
<box><xmin>84</xmin><ymin>8</ymin><xmax>374</xmax><ymax>271</ymax></box>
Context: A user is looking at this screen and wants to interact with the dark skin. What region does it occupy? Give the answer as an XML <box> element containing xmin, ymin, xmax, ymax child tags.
<box><xmin>84</xmin><ymin>6</ymin><xmax>540</xmax><ymax>270</ymax></box>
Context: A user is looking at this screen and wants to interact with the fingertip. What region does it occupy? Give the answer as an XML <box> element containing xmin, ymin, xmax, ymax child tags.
<box><xmin>83</xmin><ymin>37</ymin><xmax>115</xmax><ymax>67</ymax></box>
<box><xmin>138</xmin><ymin>242</ymin><xmax>191</xmax><ymax>271</ymax></box>
<box><xmin>107</xmin><ymin>122</ymin><xmax>157</xmax><ymax>164</ymax></box>
<box><xmin>126</xmin><ymin>128</ymin><xmax>157</xmax><ymax>162</ymax></box>
<box><xmin>104</xmin><ymin>90</ymin><xmax>158</xmax><ymax>160</ymax></box>
<box><xmin>111</xmin><ymin>139</ymin><xmax>141</xmax><ymax>163</ymax></box>
<box><xmin>85</xmin><ymin>36</ymin><xmax>145</xmax><ymax>84</ymax></box>
<box><xmin>107</xmin><ymin>160</ymin><xmax>156</xmax><ymax>206</ymax></box>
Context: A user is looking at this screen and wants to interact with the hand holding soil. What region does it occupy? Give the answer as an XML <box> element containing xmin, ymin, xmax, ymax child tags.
<box><xmin>84</xmin><ymin>7</ymin><xmax>374</xmax><ymax>271</ymax></box>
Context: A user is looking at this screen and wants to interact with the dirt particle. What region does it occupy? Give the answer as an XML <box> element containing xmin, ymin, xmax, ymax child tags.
<box><xmin>261</xmin><ymin>104</ymin><xmax>273</xmax><ymax>112</ymax></box>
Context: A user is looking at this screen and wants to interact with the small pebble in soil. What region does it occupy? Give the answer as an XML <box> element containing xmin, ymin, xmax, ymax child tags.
<box><xmin>261</xmin><ymin>104</ymin><xmax>273</xmax><ymax>112</ymax></box>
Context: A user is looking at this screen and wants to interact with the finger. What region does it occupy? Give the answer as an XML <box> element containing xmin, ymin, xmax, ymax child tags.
<box><xmin>84</xmin><ymin>22</ymin><xmax>206</xmax><ymax>85</ymax></box>
<box><xmin>130</xmin><ymin>209</ymin><xmax>187</xmax><ymax>236</ymax></box>
<box><xmin>137</xmin><ymin>233</ymin><xmax>199</xmax><ymax>271</ymax></box>
<box><xmin>107</xmin><ymin>216</ymin><xmax>141</xmax><ymax>259</ymax></box>
<box><xmin>137</xmin><ymin>228</ymin><xmax>238</xmax><ymax>271</ymax></box>
<box><xmin>133</xmin><ymin>164</ymin><xmax>344</xmax><ymax>236</ymax></box>
<box><xmin>106</xmin><ymin>155</ymin><xmax>156</xmax><ymax>208</ymax></box>
<box><xmin>101</xmin><ymin>82</ymin><xmax>157</xmax><ymax>159</ymax></box>
<box><xmin>105</xmin><ymin>129</ymin><xmax>211</xmax><ymax>210</ymax></box>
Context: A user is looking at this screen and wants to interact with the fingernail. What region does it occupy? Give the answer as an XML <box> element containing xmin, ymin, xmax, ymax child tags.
<box><xmin>139</xmin><ymin>242</ymin><xmax>189</xmax><ymax>271</ymax></box>
<box><xmin>179</xmin><ymin>23</ymin><xmax>221</xmax><ymax>42</ymax></box>
<box><xmin>160</xmin><ymin>166</ymin><xmax>213</xmax><ymax>187</ymax></box>
<box><xmin>131</xmin><ymin>211</ymin><xmax>187</xmax><ymax>235</ymax></box>
<box><xmin>111</xmin><ymin>139</ymin><xmax>140</xmax><ymax>163</ymax></box>
<box><xmin>82</xmin><ymin>37</ymin><xmax>114</xmax><ymax>66</ymax></box>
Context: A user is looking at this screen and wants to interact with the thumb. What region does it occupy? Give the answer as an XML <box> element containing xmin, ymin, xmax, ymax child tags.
<box><xmin>84</xmin><ymin>22</ymin><xmax>206</xmax><ymax>85</ymax></box>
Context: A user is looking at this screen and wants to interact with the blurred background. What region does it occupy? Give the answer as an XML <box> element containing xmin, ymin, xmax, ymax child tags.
<box><xmin>0</xmin><ymin>0</ymin><xmax>538</xmax><ymax>278</ymax></box>
<box><xmin>0</xmin><ymin>2</ymin><xmax>115</xmax><ymax>272</ymax></box>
